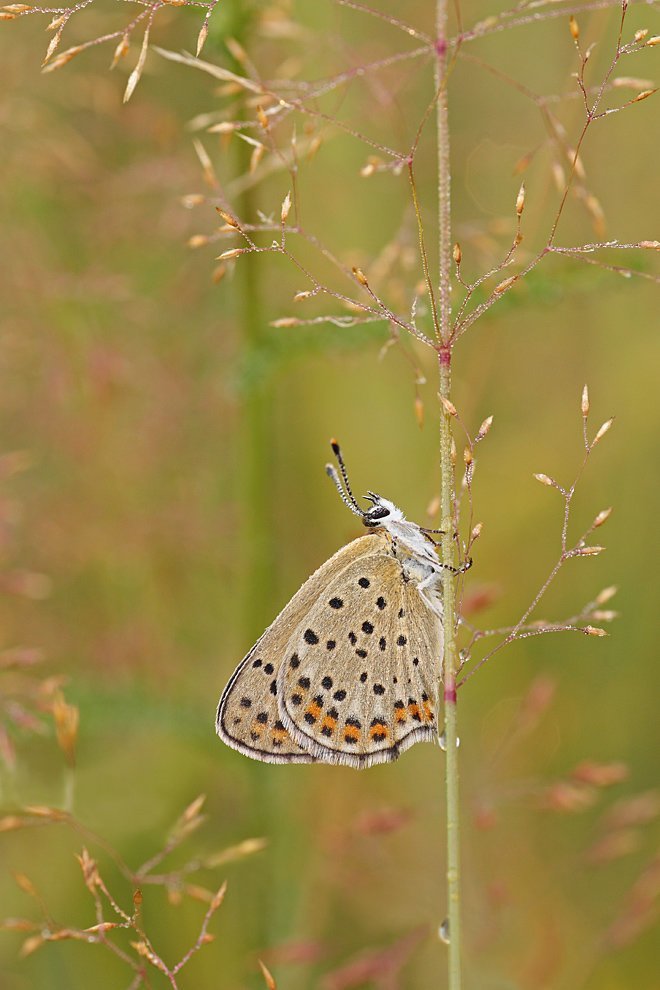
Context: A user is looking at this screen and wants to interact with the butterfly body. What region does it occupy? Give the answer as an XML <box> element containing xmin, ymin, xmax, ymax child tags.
<box><xmin>216</xmin><ymin>467</ymin><xmax>454</xmax><ymax>768</ymax></box>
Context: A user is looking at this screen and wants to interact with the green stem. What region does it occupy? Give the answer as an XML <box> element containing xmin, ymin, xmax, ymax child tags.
<box><xmin>435</xmin><ymin>0</ymin><xmax>462</xmax><ymax>987</ymax></box>
<box><xmin>439</xmin><ymin>358</ymin><xmax>461</xmax><ymax>990</ymax></box>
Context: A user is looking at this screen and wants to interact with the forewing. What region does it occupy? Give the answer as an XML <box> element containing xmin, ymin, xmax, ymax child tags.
<box><xmin>277</xmin><ymin>551</ymin><xmax>443</xmax><ymax>768</ymax></box>
<box><xmin>216</xmin><ymin>535</ymin><xmax>384</xmax><ymax>764</ymax></box>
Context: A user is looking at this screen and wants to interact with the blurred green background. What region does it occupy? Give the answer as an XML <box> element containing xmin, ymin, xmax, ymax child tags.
<box><xmin>1</xmin><ymin>1</ymin><xmax>658</xmax><ymax>987</ymax></box>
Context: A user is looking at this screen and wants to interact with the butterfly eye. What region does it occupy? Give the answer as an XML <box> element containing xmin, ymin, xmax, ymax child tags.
<box><xmin>363</xmin><ymin>505</ymin><xmax>390</xmax><ymax>527</ymax></box>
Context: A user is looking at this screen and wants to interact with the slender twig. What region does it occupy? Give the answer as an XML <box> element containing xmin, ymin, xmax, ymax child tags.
<box><xmin>459</xmin><ymin>403</ymin><xmax>613</xmax><ymax>686</ymax></box>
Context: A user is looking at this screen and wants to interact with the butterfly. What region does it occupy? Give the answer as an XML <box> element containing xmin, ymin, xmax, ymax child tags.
<box><xmin>216</xmin><ymin>442</ymin><xmax>469</xmax><ymax>769</ymax></box>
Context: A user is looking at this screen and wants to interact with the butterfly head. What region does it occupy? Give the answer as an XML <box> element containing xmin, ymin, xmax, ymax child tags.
<box><xmin>362</xmin><ymin>492</ymin><xmax>405</xmax><ymax>528</ymax></box>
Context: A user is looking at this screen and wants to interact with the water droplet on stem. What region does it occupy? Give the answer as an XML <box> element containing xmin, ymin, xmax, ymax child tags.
<box><xmin>439</xmin><ymin>731</ymin><xmax>460</xmax><ymax>751</ymax></box>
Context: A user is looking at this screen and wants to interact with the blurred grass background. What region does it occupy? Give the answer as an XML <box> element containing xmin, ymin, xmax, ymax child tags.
<box><xmin>0</xmin><ymin>1</ymin><xmax>658</xmax><ymax>987</ymax></box>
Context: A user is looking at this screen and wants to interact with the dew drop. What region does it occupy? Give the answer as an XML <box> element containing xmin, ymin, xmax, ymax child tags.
<box><xmin>438</xmin><ymin>918</ymin><xmax>450</xmax><ymax>944</ymax></box>
<box><xmin>438</xmin><ymin>731</ymin><xmax>460</xmax><ymax>751</ymax></box>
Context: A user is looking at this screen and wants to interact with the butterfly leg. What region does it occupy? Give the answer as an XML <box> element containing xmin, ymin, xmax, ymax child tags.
<box><xmin>432</xmin><ymin>557</ymin><xmax>473</xmax><ymax>577</ymax></box>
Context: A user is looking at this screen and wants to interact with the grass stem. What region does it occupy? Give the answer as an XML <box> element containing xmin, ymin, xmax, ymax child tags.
<box><xmin>436</xmin><ymin>1</ymin><xmax>462</xmax><ymax>987</ymax></box>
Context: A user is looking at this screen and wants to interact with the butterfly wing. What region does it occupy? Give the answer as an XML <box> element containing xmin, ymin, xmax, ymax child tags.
<box><xmin>277</xmin><ymin>549</ymin><xmax>443</xmax><ymax>768</ymax></box>
<box><xmin>216</xmin><ymin>535</ymin><xmax>385</xmax><ymax>764</ymax></box>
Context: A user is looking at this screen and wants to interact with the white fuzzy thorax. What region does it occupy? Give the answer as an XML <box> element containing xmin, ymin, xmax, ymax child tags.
<box><xmin>369</xmin><ymin>497</ymin><xmax>444</xmax><ymax>617</ymax></box>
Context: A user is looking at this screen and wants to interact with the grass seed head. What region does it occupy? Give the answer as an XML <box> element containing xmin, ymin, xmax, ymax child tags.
<box><xmin>414</xmin><ymin>396</ymin><xmax>424</xmax><ymax>429</ymax></box>
<box><xmin>631</xmin><ymin>89</ymin><xmax>657</xmax><ymax>103</ymax></box>
<box><xmin>196</xmin><ymin>22</ymin><xmax>208</xmax><ymax>57</ymax></box>
<box><xmin>596</xmin><ymin>585</ymin><xmax>618</xmax><ymax>605</ymax></box>
<box><xmin>476</xmin><ymin>414</ymin><xmax>493</xmax><ymax>440</ymax></box>
<box><xmin>581</xmin><ymin>384</ymin><xmax>590</xmax><ymax>416</ymax></box>
<box><xmin>592</xmin><ymin>507</ymin><xmax>613</xmax><ymax>528</ymax></box>
<box><xmin>257</xmin><ymin>105</ymin><xmax>269</xmax><ymax>130</ymax></box>
<box><xmin>572</xmin><ymin>760</ymin><xmax>628</xmax><ymax>786</ymax></box>
<box><xmin>111</xmin><ymin>35</ymin><xmax>129</xmax><ymax>69</ymax></box>
<box><xmin>42</xmin><ymin>45</ymin><xmax>82</xmax><ymax>72</ymax></box>
<box><xmin>591</xmin><ymin>609</ymin><xmax>618</xmax><ymax>622</ymax></box>
<box><xmin>217</xmin><ymin>248</ymin><xmax>246</xmax><ymax>261</ymax></box>
<box><xmin>593</xmin><ymin>417</ymin><xmax>614</xmax><ymax>445</ymax></box>
<box><xmin>494</xmin><ymin>275</ymin><xmax>517</xmax><ymax>294</ymax></box>
<box><xmin>280</xmin><ymin>192</ymin><xmax>291</xmax><ymax>224</ymax></box>
<box><xmin>440</xmin><ymin>396</ymin><xmax>457</xmax><ymax>417</ymax></box>
<box><xmin>52</xmin><ymin>692</ymin><xmax>79</xmax><ymax>767</ymax></box>
<box><xmin>533</xmin><ymin>472</ymin><xmax>555</xmax><ymax>487</ymax></box>
<box><xmin>259</xmin><ymin>959</ymin><xmax>277</xmax><ymax>989</ymax></box>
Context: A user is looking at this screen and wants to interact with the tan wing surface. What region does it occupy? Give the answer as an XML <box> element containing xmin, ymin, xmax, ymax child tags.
<box><xmin>216</xmin><ymin>534</ymin><xmax>387</xmax><ymax>764</ymax></box>
<box><xmin>277</xmin><ymin>551</ymin><xmax>443</xmax><ymax>768</ymax></box>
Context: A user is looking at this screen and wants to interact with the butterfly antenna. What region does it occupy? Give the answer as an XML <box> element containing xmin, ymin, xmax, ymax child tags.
<box><xmin>326</xmin><ymin>439</ymin><xmax>364</xmax><ymax>518</ymax></box>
